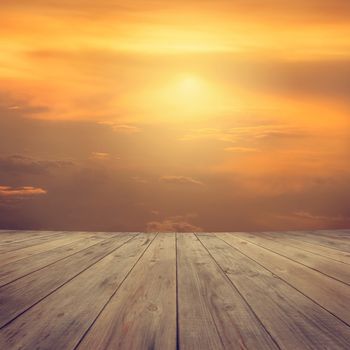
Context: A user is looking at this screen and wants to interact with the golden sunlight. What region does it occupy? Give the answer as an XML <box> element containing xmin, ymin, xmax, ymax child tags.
<box><xmin>131</xmin><ymin>73</ymin><xmax>231</xmax><ymax>122</ymax></box>
<box><xmin>176</xmin><ymin>75</ymin><xmax>202</xmax><ymax>96</ymax></box>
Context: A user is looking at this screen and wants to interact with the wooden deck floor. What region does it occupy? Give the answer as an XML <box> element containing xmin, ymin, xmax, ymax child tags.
<box><xmin>0</xmin><ymin>230</ymin><xmax>350</xmax><ymax>349</ymax></box>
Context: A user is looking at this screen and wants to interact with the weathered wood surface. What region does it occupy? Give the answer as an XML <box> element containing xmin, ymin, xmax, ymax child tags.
<box><xmin>77</xmin><ymin>233</ymin><xmax>176</xmax><ymax>350</ymax></box>
<box><xmin>217</xmin><ymin>232</ymin><xmax>350</xmax><ymax>325</ymax></box>
<box><xmin>0</xmin><ymin>232</ymin><xmax>99</xmax><ymax>266</ymax></box>
<box><xmin>177</xmin><ymin>233</ymin><xmax>278</xmax><ymax>350</ymax></box>
<box><xmin>0</xmin><ymin>233</ymin><xmax>135</xmax><ymax>327</ymax></box>
<box><xmin>199</xmin><ymin>233</ymin><xmax>350</xmax><ymax>349</ymax></box>
<box><xmin>0</xmin><ymin>229</ymin><xmax>349</xmax><ymax>350</ymax></box>
<box><xmin>286</xmin><ymin>230</ymin><xmax>350</xmax><ymax>253</ymax></box>
<box><xmin>0</xmin><ymin>236</ymin><xmax>105</xmax><ymax>287</ymax></box>
<box><xmin>1</xmin><ymin>233</ymin><xmax>156</xmax><ymax>350</ymax></box>
<box><xmin>0</xmin><ymin>230</ymin><xmax>61</xmax><ymax>245</ymax></box>
<box><xmin>230</xmin><ymin>231</ymin><xmax>350</xmax><ymax>284</ymax></box>
<box><xmin>255</xmin><ymin>231</ymin><xmax>350</xmax><ymax>265</ymax></box>
<box><xmin>0</xmin><ymin>231</ymin><xmax>68</xmax><ymax>254</ymax></box>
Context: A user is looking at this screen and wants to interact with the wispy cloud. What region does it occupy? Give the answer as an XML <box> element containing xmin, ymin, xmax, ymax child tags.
<box><xmin>99</xmin><ymin>122</ymin><xmax>141</xmax><ymax>133</ymax></box>
<box><xmin>159</xmin><ymin>175</ymin><xmax>204</xmax><ymax>186</ymax></box>
<box><xmin>181</xmin><ymin>125</ymin><xmax>305</xmax><ymax>143</ymax></box>
<box><xmin>0</xmin><ymin>185</ymin><xmax>47</xmax><ymax>198</ymax></box>
<box><xmin>90</xmin><ymin>152</ymin><xmax>120</xmax><ymax>161</ymax></box>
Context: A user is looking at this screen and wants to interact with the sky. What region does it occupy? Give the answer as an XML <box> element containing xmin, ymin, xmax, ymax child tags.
<box><xmin>0</xmin><ymin>1</ymin><xmax>350</xmax><ymax>232</ymax></box>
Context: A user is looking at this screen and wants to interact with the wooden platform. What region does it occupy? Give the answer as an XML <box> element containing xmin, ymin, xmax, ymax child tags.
<box><xmin>0</xmin><ymin>230</ymin><xmax>350</xmax><ymax>349</ymax></box>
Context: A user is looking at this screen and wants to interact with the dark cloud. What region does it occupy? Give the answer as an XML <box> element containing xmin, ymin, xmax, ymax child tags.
<box><xmin>0</xmin><ymin>155</ymin><xmax>74</xmax><ymax>175</ymax></box>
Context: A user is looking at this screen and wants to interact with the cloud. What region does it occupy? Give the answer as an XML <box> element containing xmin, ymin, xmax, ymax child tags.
<box><xmin>228</xmin><ymin>125</ymin><xmax>305</xmax><ymax>140</ymax></box>
<box><xmin>0</xmin><ymin>185</ymin><xmax>47</xmax><ymax>198</ymax></box>
<box><xmin>99</xmin><ymin>122</ymin><xmax>141</xmax><ymax>133</ymax></box>
<box><xmin>0</xmin><ymin>155</ymin><xmax>74</xmax><ymax>175</ymax></box>
<box><xmin>146</xmin><ymin>215</ymin><xmax>203</xmax><ymax>232</ymax></box>
<box><xmin>90</xmin><ymin>152</ymin><xmax>120</xmax><ymax>161</ymax></box>
<box><xmin>182</xmin><ymin>125</ymin><xmax>305</xmax><ymax>144</ymax></box>
<box><xmin>90</xmin><ymin>152</ymin><xmax>110</xmax><ymax>160</ymax></box>
<box><xmin>159</xmin><ymin>175</ymin><xmax>204</xmax><ymax>186</ymax></box>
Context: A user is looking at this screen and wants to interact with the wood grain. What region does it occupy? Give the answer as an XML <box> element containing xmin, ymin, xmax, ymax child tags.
<box><xmin>286</xmin><ymin>230</ymin><xmax>350</xmax><ymax>253</ymax></box>
<box><xmin>201</xmin><ymin>233</ymin><xmax>350</xmax><ymax>349</ymax></box>
<box><xmin>0</xmin><ymin>232</ymin><xmax>98</xmax><ymax>266</ymax></box>
<box><xmin>234</xmin><ymin>231</ymin><xmax>350</xmax><ymax>284</ymax></box>
<box><xmin>0</xmin><ymin>230</ymin><xmax>349</xmax><ymax>350</ymax></box>
<box><xmin>217</xmin><ymin>232</ymin><xmax>350</xmax><ymax>325</ymax></box>
<box><xmin>0</xmin><ymin>236</ymin><xmax>104</xmax><ymax>287</ymax></box>
<box><xmin>0</xmin><ymin>232</ymin><xmax>66</xmax><ymax>253</ymax></box>
<box><xmin>0</xmin><ymin>233</ymin><xmax>135</xmax><ymax>327</ymax></box>
<box><xmin>0</xmin><ymin>231</ymin><xmax>61</xmax><ymax>245</ymax></box>
<box><xmin>257</xmin><ymin>231</ymin><xmax>350</xmax><ymax>265</ymax></box>
<box><xmin>77</xmin><ymin>233</ymin><xmax>177</xmax><ymax>350</ymax></box>
<box><xmin>0</xmin><ymin>233</ymin><xmax>155</xmax><ymax>350</ymax></box>
<box><xmin>310</xmin><ymin>230</ymin><xmax>350</xmax><ymax>241</ymax></box>
<box><xmin>177</xmin><ymin>233</ymin><xmax>277</xmax><ymax>350</ymax></box>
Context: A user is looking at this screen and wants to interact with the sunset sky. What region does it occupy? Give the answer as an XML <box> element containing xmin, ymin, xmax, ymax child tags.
<box><xmin>0</xmin><ymin>1</ymin><xmax>350</xmax><ymax>232</ymax></box>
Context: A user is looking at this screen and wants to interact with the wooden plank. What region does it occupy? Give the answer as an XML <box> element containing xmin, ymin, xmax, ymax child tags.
<box><xmin>286</xmin><ymin>230</ymin><xmax>350</xmax><ymax>253</ymax></box>
<box><xmin>0</xmin><ymin>236</ymin><xmax>105</xmax><ymax>287</ymax></box>
<box><xmin>234</xmin><ymin>232</ymin><xmax>350</xmax><ymax>285</ymax></box>
<box><xmin>76</xmin><ymin>233</ymin><xmax>177</xmax><ymax>350</ymax></box>
<box><xmin>0</xmin><ymin>233</ymin><xmax>156</xmax><ymax>350</ymax></box>
<box><xmin>258</xmin><ymin>231</ymin><xmax>350</xmax><ymax>265</ymax></box>
<box><xmin>0</xmin><ymin>231</ymin><xmax>114</xmax><ymax>247</ymax></box>
<box><xmin>0</xmin><ymin>231</ymin><xmax>61</xmax><ymax>247</ymax></box>
<box><xmin>217</xmin><ymin>233</ymin><xmax>350</xmax><ymax>325</ymax></box>
<box><xmin>0</xmin><ymin>233</ymin><xmax>97</xmax><ymax>266</ymax></box>
<box><xmin>302</xmin><ymin>230</ymin><xmax>350</xmax><ymax>247</ymax></box>
<box><xmin>0</xmin><ymin>233</ymin><xmax>135</xmax><ymax>328</ymax></box>
<box><xmin>199</xmin><ymin>233</ymin><xmax>350</xmax><ymax>349</ymax></box>
<box><xmin>0</xmin><ymin>230</ymin><xmax>59</xmax><ymax>240</ymax></box>
<box><xmin>0</xmin><ymin>230</ymin><xmax>58</xmax><ymax>245</ymax></box>
<box><xmin>0</xmin><ymin>232</ymin><xmax>70</xmax><ymax>254</ymax></box>
<box><xmin>176</xmin><ymin>233</ymin><xmax>277</xmax><ymax>350</ymax></box>
<box><xmin>309</xmin><ymin>230</ymin><xmax>350</xmax><ymax>241</ymax></box>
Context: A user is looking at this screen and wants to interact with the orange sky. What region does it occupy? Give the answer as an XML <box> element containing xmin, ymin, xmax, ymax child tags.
<box><xmin>0</xmin><ymin>1</ymin><xmax>350</xmax><ymax>231</ymax></box>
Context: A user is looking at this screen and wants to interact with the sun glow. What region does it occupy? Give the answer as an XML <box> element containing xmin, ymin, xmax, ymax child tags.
<box><xmin>133</xmin><ymin>74</ymin><xmax>230</xmax><ymax>122</ymax></box>
<box><xmin>177</xmin><ymin>75</ymin><xmax>203</xmax><ymax>94</ymax></box>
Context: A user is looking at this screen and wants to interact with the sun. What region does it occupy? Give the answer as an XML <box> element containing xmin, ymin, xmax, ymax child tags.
<box><xmin>168</xmin><ymin>74</ymin><xmax>215</xmax><ymax>115</ymax></box>
<box><xmin>133</xmin><ymin>73</ymin><xmax>229</xmax><ymax>122</ymax></box>
<box><xmin>177</xmin><ymin>75</ymin><xmax>203</xmax><ymax>96</ymax></box>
